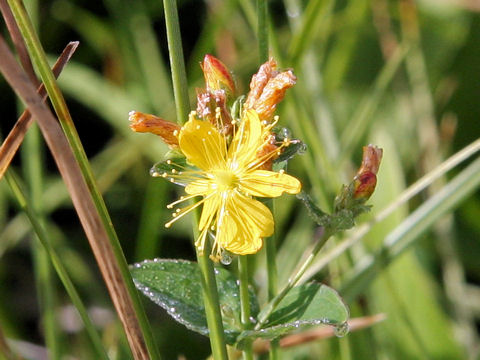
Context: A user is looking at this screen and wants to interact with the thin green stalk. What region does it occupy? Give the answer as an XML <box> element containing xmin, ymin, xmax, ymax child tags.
<box><xmin>265</xmin><ymin>208</ymin><xmax>278</xmax><ymax>301</ymax></box>
<box><xmin>163</xmin><ymin>0</ymin><xmax>190</xmax><ymax>124</ymax></box>
<box><xmin>5</xmin><ymin>171</ymin><xmax>109</xmax><ymax>360</ymax></box>
<box><xmin>162</xmin><ymin>1</ymin><xmax>228</xmax><ymax>358</ymax></box>
<box><xmin>7</xmin><ymin>2</ymin><xmax>160</xmax><ymax>358</ymax></box>
<box><xmin>196</xmin><ymin>242</ymin><xmax>229</xmax><ymax>360</ymax></box>
<box><xmin>238</xmin><ymin>256</ymin><xmax>253</xmax><ymax>360</ymax></box>
<box><xmin>257</xmin><ymin>0</ymin><xmax>268</xmax><ymax>62</ymax></box>
<box><xmin>255</xmin><ymin>228</ymin><xmax>334</xmax><ymax>330</ymax></box>
<box><xmin>23</xmin><ymin>124</ymin><xmax>60</xmax><ymax>359</ymax></box>
<box><xmin>256</xmin><ymin>2</ymin><xmax>280</xmax><ymax>357</ymax></box>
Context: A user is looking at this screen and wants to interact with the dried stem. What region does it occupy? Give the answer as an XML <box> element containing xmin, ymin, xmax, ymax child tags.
<box><xmin>0</xmin><ymin>41</ymin><xmax>79</xmax><ymax>179</ymax></box>
<box><xmin>0</xmin><ymin>35</ymin><xmax>150</xmax><ymax>359</ymax></box>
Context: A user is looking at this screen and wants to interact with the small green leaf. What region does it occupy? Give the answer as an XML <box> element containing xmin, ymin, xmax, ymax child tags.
<box><xmin>296</xmin><ymin>191</ymin><xmax>330</xmax><ymax>226</ymax></box>
<box><xmin>238</xmin><ymin>283</ymin><xmax>348</xmax><ymax>346</ymax></box>
<box><xmin>274</xmin><ymin>139</ymin><xmax>306</xmax><ymax>165</ymax></box>
<box><xmin>149</xmin><ymin>157</ymin><xmax>191</xmax><ymax>186</ymax></box>
<box><xmin>130</xmin><ymin>259</ymin><xmax>258</xmax><ymax>344</ymax></box>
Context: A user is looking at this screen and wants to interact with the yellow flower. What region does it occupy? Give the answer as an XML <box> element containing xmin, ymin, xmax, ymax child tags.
<box><xmin>162</xmin><ymin>110</ymin><xmax>301</xmax><ymax>260</ymax></box>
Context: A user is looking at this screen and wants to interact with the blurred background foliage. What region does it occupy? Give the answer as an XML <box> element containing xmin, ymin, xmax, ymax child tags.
<box><xmin>0</xmin><ymin>0</ymin><xmax>479</xmax><ymax>359</ymax></box>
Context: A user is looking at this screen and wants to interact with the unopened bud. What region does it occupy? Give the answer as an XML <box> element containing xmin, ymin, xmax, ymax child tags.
<box><xmin>201</xmin><ymin>54</ymin><xmax>235</xmax><ymax>97</ymax></box>
<box><xmin>129</xmin><ymin>111</ymin><xmax>180</xmax><ymax>147</ymax></box>
<box><xmin>244</xmin><ymin>58</ymin><xmax>296</xmax><ymax>121</ymax></box>
<box><xmin>353</xmin><ymin>145</ymin><xmax>383</xmax><ymax>200</ymax></box>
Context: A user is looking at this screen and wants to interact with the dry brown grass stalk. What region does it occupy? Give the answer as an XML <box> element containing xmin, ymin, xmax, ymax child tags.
<box><xmin>0</xmin><ymin>0</ymin><xmax>36</xmax><ymax>84</ymax></box>
<box><xmin>0</xmin><ymin>41</ymin><xmax>79</xmax><ymax>180</ymax></box>
<box><xmin>0</xmin><ymin>35</ymin><xmax>150</xmax><ymax>359</ymax></box>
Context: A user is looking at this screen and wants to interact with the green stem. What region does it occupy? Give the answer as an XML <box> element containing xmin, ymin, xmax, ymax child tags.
<box><xmin>255</xmin><ymin>228</ymin><xmax>334</xmax><ymax>330</ymax></box>
<box><xmin>257</xmin><ymin>0</ymin><xmax>268</xmax><ymax>62</ymax></box>
<box><xmin>196</xmin><ymin>247</ymin><xmax>229</xmax><ymax>360</ymax></box>
<box><xmin>238</xmin><ymin>256</ymin><xmax>253</xmax><ymax>360</ymax></box>
<box><xmin>7</xmin><ymin>2</ymin><xmax>159</xmax><ymax>358</ymax></box>
<box><xmin>162</xmin><ymin>1</ymin><xmax>228</xmax><ymax>358</ymax></box>
<box><xmin>265</xmin><ymin>200</ymin><xmax>278</xmax><ymax>301</ymax></box>
<box><xmin>163</xmin><ymin>0</ymin><xmax>190</xmax><ymax>124</ymax></box>
<box><xmin>23</xmin><ymin>123</ymin><xmax>60</xmax><ymax>359</ymax></box>
<box><xmin>5</xmin><ymin>171</ymin><xmax>109</xmax><ymax>360</ymax></box>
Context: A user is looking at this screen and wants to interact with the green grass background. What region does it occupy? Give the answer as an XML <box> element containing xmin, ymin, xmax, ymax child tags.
<box><xmin>1</xmin><ymin>0</ymin><xmax>479</xmax><ymax>359</ymax></box>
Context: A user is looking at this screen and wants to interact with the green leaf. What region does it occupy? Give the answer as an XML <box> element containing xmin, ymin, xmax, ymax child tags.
<box><xmin>274</xmin><ymin>139</ymin><xmax>306</xmax><ymax>165</ymax></box>
<box><xmin>130</xmin><ymin>259</ymin><xmax>259</xmax><ymax>344</ymax></box>
<box><xmin>296</xmin><ymin>191</ymin><xmax>330</xmax><ymax>226</ymax></box>
<box><xmin>149</xmin><ymin>157</ymin><xmax>191</xmax><ymax>187</ymax></box>
<box><xmin>273</xmin><ymin>127</ymin><xmax>306</xmax><ymax>170</ymax></box>
<box><xmin>238</xmin><ymin>283</ymin><xmax>348</xmax><ymax>346</ymax></box>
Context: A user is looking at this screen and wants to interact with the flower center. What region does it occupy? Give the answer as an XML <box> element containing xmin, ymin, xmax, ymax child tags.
<box><xmin>213</xmin><ymin>170</ymin><xmax>238</xmax><ymax>191</ymax></box>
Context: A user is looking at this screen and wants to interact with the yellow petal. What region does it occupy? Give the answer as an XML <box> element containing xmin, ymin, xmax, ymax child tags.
<box><xmin>239</xmin><ymin>170</ymin><xmax>301</xmax><ymax>197</ymax></box>
<box><xmin>185</xmin><ymin>179</ymin><xmax>213</xmax><ymax>195</ymax></box>
<box><xmin>198</xmin><ymin>194</ymin><xmax>219</xmax><ymax>230</ymax></box>
<box><xmin>227</xmin><ymin>110</ymin><xmax>263</xmax><ymax>169</ymax></box>
<box><xmin>216</xmin><ymin>193</ymin><xmax>273</xmax><ymax>255</ymax></box>
<box><xmin>179</xmin><ymin>117</ymin><xmax>226</xmax><ymax>170</ymax></box>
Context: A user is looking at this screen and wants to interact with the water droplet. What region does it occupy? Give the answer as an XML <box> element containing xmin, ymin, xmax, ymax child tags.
<box><xmin>280</xmin><ymin>127</ymin><xmax>291</xmax><ymax>139</ymax></box>
<box><xmin>214</xmin><ymin>268</ymin><xmax>219</xmax><ymax>275</ymax></box>
<box><xmin>298</xmin><ymin>143</ymin><xmax>307</xmax><ymax>154</ymax></box>
<box><xmin>220</xmin><ymin>251</ymin><xmax>232</xmax><ymax>265</ymax></box>
<box><xmin>170</xmin><ymin>307</ymin><xmax>176</xmax><ymax>313</ymax></box>
<box><xmin>249</xmin><ymin>316</ymin><xmax>257</xmax><ymax>324</ymax></box>
<box><xmin>334</xmin><ymin>322</ymin><xmax>349</xmax><ymax>338</ymax></box>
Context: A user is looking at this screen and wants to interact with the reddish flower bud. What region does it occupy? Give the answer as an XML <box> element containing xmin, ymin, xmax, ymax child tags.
<box><xmin>201</xmin><ymin>54</ymin><xmax>235</xmax><ymax>97</ymax></box>
<box><xmin>129</xmin><ymin>111</ymin><xmax>180</xmax><ymax>147</ymax></box>
<box><xmin>353</xmin><ymin>145</ymin><xmax>383</xmax><ymax>200</ymax></box>
<box><xmin>244</xmin><ymin>58</ymin><xmax>296</xmax><ymax>121</ymax></box>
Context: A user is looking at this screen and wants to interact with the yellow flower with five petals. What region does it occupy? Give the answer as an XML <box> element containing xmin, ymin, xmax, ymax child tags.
<box><xmin>164</xmin><ymin>110</ymin><xmax>301</xmax><ymax>260</ymax></box>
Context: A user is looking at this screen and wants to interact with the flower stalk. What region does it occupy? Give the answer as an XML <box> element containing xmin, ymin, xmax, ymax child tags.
<box><xmin>162</xmin><ymin>2</ymin><xmax>229</xmax><ymax>358</ymax></box>
<box><xmin>196</xmin><ymin>243</ymin><xmax>229</xmax><ymax>360</ymax></box>
<box><xmin>238</xmin><ymin>256</ymin><xmax>254</xmax><ymax>360</ymax></box>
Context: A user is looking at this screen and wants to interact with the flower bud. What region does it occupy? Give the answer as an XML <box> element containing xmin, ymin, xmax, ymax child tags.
<box><xmin>244</xmin><ymin>58</ymin><xmax>296</xmax><ymax>121</ymax></box>
<box><xmin>353</xmin><ymin>145</ymin><xmax>383</xmax><ymax>200</ymax></box>
<box><xmin>129</xmin><ymin>111</ymin><xmax>180</xmax><ymax>147</ymax></box>
<box><xmin>201</xmin><ymin>54</ymin><xmax>235</xmax><ymax>97</ymax></box>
